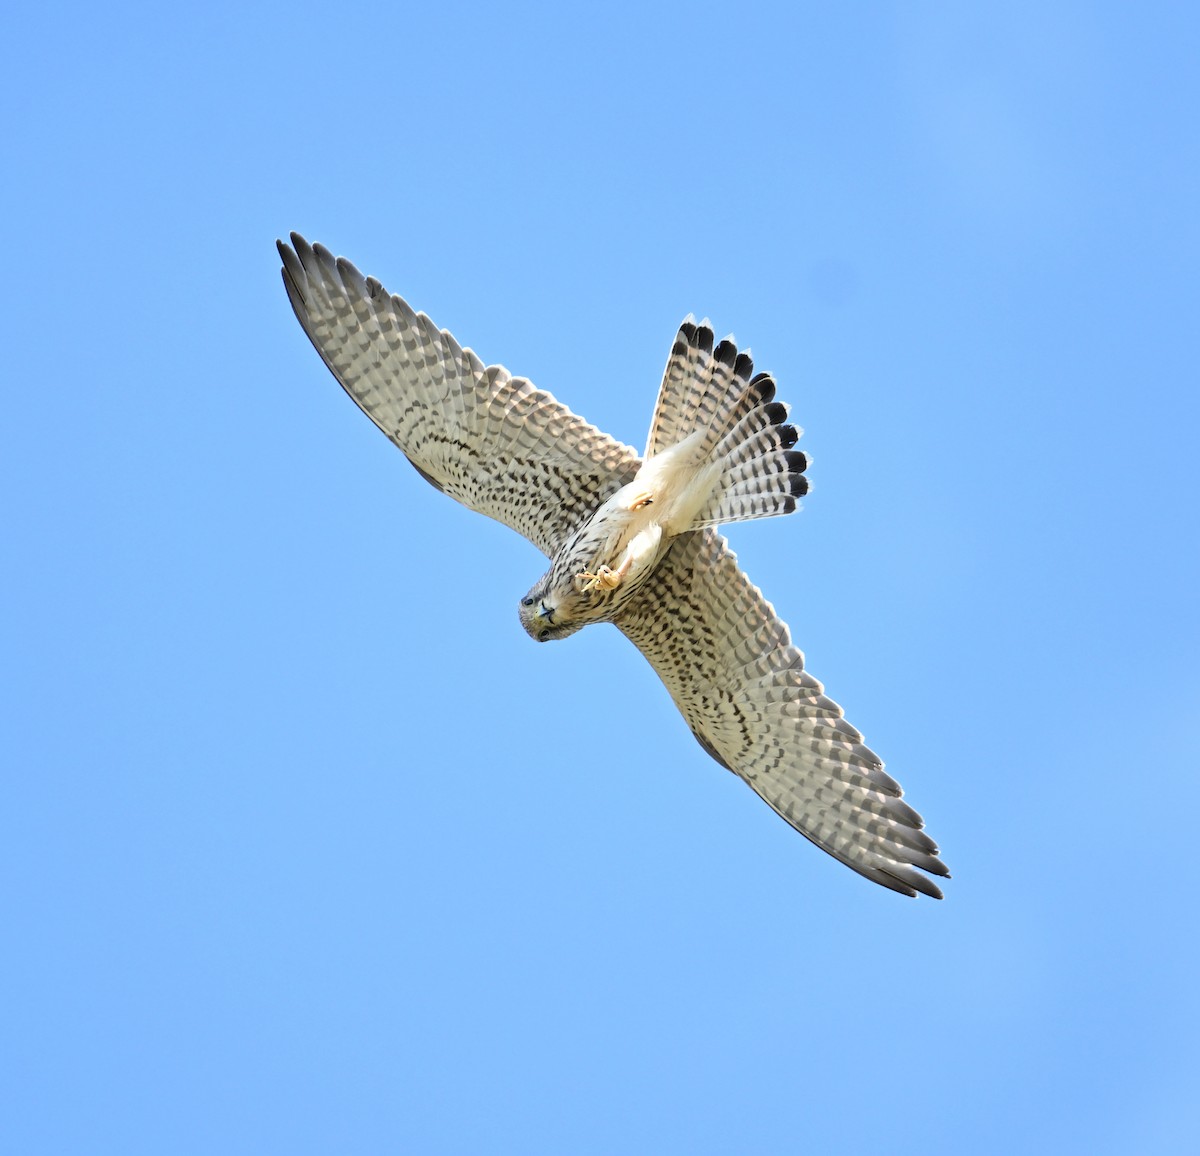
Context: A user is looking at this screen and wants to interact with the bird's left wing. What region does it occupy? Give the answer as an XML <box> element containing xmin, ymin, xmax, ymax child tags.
<box><xmin>279</xmin><ymin>234</ymin><xmax>639</xmax><ymax>557</ymax></box>
<box><xmin>614</xmin><ymin>528</ymin><xmax>949</xmax><ymax>898</ymax></box>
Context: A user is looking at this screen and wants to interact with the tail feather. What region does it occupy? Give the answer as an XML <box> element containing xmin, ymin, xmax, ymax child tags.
<box><xmin>645</xmin><ymin>321</ymin><xmax>764</xmax><ymax>459</ymax></box>
<box><xmin>645</xmin><ymin>319</ymin><xmax>809</xmax><ymax>529</ymax></box>
<box><xmin>711</xmin><ymin>405</ymin><xmax>799</xmax><ymax>466</ymax></box>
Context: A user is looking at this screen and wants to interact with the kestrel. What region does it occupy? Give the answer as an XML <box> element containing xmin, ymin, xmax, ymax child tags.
<box><xmin>279</xmin><ymin>234</ymin><xmax>948</xmax><ymax>898</ymax></box>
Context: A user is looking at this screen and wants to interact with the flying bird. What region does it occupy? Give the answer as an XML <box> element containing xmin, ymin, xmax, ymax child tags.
<box><xmin>278</xmin><ymin>233</ymin><xmax>948</xmax><ymax>898</ymax></box>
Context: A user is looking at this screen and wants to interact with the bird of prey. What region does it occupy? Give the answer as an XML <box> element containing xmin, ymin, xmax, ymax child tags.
<box><xmin>278</xmin><ymin>233</ymin><xmax>948</xmax><ymax>898</ymax></box>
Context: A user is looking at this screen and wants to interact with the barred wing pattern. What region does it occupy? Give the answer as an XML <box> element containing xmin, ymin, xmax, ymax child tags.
<box><xmin>279</xmin><ymin>234</ymin><xmax>639</xmax><ymax>558</ymax></box>
<box><xmin>616</xmin><ymin>529</ymin><xmax>948</xmax><ymax>897</ymax></box>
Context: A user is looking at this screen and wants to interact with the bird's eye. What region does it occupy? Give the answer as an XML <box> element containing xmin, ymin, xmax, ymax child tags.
<box><xmin>522</xmin><ymin>597</ymin><xmax>535</xmax><ymax>607</ymax></box>
<box><xmin>539</xmin><ymin>629</ymin><xmax>550</xmax><ymax>640</ymax></box>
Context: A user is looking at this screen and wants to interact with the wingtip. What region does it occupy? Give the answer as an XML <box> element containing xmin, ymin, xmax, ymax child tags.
<box><xmin>891</xmin><ymin>862</ymin><xmax>947</xmax><ymax>899</ymax></box>
<box><xmin>277</xmin><ymin>236</ymin><xmax>310</xmax><ymax>307</ymax></box>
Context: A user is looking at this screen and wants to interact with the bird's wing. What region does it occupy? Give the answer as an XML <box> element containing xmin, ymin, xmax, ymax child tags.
<box><xmin>615</xmin><ymin>528</ymin><xmax>949</xmax><ymax>898</ymax></box>
<box><xmin>279</xmin><ymin>234</ymin><xmax>640</xmax><ymax>557</ymax></box>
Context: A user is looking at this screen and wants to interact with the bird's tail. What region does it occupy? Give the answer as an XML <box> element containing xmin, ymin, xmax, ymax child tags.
<box><xmin>643</xmin><ymin>318</ymin><xmax>808</xmax><ymax>529</ymax></box>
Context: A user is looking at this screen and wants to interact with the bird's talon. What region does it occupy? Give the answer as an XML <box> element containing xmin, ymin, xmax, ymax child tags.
<box><xmin>576</xmin><ymin>565</ymin><xmax>622</xmax><ymax>593</ymax></box>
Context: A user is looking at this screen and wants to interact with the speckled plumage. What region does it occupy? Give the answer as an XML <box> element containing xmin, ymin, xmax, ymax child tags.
<box><xmin>279</xmin><ymin>233</ymin><xmax>948</xmax><ymax>898</ymax></box>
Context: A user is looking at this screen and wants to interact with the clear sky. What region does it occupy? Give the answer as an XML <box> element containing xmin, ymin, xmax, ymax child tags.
<box><xmin>4</xmin><ymin>2</ymin><xmax>1198</xmax><ymax>1152</ymax></box>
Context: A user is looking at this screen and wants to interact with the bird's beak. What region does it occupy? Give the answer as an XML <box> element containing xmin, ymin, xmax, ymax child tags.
<box><xmin>536</xmin><ymin>603</ymin><xmax>554</xmax><ymax>621</ymax></box>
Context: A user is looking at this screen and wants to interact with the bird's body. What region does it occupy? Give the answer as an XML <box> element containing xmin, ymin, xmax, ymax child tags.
<box><xmin>521</xmin><ymin>431</ymin><xmax>744</xmax><ymax>639</ymax></box>
<box><xmin>518</xmin><ymin>483</ymin><xmax>666</xmax><ymax>642</ymax></box>
<box><xmin>278</xmin><ymin>233</ymin><xmax>949</xmax><ymax>898</ymax></box>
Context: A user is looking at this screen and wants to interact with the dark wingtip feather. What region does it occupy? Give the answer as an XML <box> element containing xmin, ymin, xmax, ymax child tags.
<box><xmin>335</xmin><ymin>254</ymin><xmax>366</xmax><ymax>284</ymax></box>
<box><xmin>762</xmin><ymin>401</ymin><xmax>788</xmax><ymax>426</ymax></box>
<box><xmin>714</xmin><ymin>339</ymin><xmax>737</xmax><ymax>367</ymax></box>
<box><xmin>905</xmin><ymin>872</ymin><xmax>946</xmax><ymax>900</ymax></box>
<box><xmin>785</xmin><ymin>449</ymin><xmax>808</xmax><ymax>473</ymax></box>
<box><xmin>885</xmin><ymin>797</ymin><xmax>924</xmax><ymax>828</ymax></box>
<box><xmin>734</xmin><ymin>352</ymin><xmax>754</xmax><ymax>381</ymax></box>
<box><xmin>277</xmin><ymin>238</ymin><xmax>308</xmax><ymax>303</ymax></box>
<box><xmin>778</xmin><ymin>424</ymin><xmax>799</xmax><ymax>449</ymax></box>
<box><xmin>695</xmin><ymin>325</ymin><xmax>714</xmax><ymax>354</ymax></box>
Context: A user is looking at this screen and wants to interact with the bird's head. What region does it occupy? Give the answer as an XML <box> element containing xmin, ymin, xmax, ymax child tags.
<box><xmin>518</xmin><ymin>581</ymin><xmax>584</xmax><ymax>643</ymax></box>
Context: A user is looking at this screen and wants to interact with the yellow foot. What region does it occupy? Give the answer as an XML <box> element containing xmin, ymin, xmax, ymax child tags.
<box><xmin>575</xmin><ymin>565</ymin><xmax>622</xmax><ymax>593</ymax></box>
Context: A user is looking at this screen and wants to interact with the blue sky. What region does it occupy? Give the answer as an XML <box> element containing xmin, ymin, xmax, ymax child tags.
<box><xmin>3</xmin><ymin>2</ymin><xmax>1198</xmax><ymax>1152</ymax></box>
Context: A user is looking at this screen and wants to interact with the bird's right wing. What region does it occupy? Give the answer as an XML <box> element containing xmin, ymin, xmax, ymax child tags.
<box><xmin>279</xmin><ymin>234</ymin><xmax>640</xmax><ymax>558</ymax></box>
<box><xmin>615</xmin><ymin>528</ymin><xmax>949</xmax><ymax>898</ymax></box>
